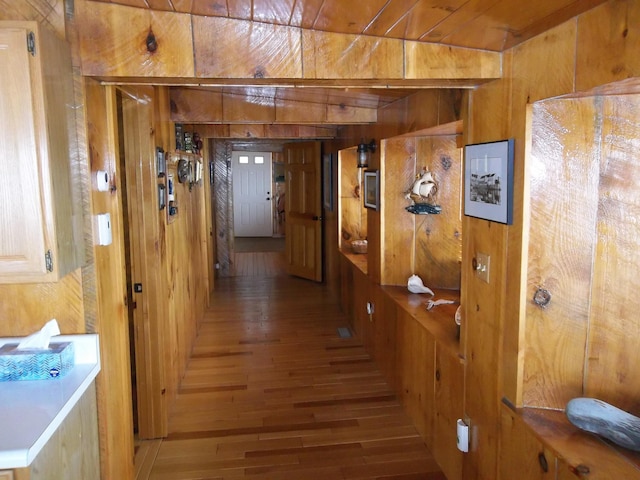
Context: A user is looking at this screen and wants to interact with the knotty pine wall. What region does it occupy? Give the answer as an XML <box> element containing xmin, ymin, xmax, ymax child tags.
<box><xmin>463</xmin><ymin>3</ymin><xmax>640</xmax><ymax>478</ymax></box>
<box><xmin>335</xmin><ymin>2</ymin><xmax>640</xmax><ymax>479</ymax></box>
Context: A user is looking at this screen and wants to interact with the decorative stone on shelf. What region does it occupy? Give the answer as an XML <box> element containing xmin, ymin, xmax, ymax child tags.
<box><xmin>405</xmin><ymin>169</ymin><xmax>442</xmax><ymax>215</ymax></box>
<box><xmin>566</xmin><ymin>397</ymin><xmax>640</xmax><ymax>452</ymax></box>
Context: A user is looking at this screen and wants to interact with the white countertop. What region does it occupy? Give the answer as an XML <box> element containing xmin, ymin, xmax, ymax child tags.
<box><xmin>0</xmin><ymin>334</ymin><xmax>100</xmax><ymax>469</ymax></box>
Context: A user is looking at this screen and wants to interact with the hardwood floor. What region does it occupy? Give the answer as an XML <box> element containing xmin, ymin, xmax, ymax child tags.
<box><xmin>135</xmin><ymin>253</ymin><xmax>445</xmax><ymax>480</ymax></box>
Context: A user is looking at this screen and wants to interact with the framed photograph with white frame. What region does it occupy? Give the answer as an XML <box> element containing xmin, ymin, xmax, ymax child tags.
<box><xmin>464</xmin><ymin>139</ymin><xmax>515</xmax><ymax>225</ymax></box>
<box><xmin>363</xmin><ymin>170</ymin><xmax>380</xmax><ymax>210</ymax></box>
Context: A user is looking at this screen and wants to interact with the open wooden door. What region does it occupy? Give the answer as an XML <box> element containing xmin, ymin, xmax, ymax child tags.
<box><xmin>284</xmin><ymin>141</ymin><xmax>323</xmax><ymax>282</ymax></box>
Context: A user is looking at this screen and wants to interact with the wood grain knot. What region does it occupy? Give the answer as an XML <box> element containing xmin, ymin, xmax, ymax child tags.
<box><xmin>146</xmin><ymin>29</ymin><xmax>158</xmax><ymax>53</ymax></box>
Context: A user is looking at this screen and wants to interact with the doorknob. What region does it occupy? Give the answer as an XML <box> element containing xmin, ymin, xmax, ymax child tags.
<box><xmin>313</xmin><ymin>215</ymin><xmax>323</xmax><ymax>221</ymax></box>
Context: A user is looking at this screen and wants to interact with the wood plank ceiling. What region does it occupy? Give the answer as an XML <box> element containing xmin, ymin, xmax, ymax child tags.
<box><xmin>90</xmin><ymin>0</ymin><xmax>606</xmax><ymax>52</ymax></box>
<box><xmin>2</xmin><ymin>0</ymin><xmax>609</xmax><ymax>131</ymax></box>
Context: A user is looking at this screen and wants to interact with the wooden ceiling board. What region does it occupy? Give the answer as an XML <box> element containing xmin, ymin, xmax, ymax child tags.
<box><xmin>110</xmin><ymin>0</ymin><xmax>148</xmax><ymax>9</ymax></box>
<box><xmin>312</xmin><ymin>0</ymin><xmax>389</xmax><ymax>34</ymax></box>
<box><xmin>190</xmin><ymin>1</ymin><xmax>230</xmax><ymax>17</ymax></box>
<box><xmin>85</xmin><ymin>0</ymin><xmax>610</xmax><ymax>52</ymax></box>
<box><xmin>417</xmin><ymin>0</ymin><xmax>500</xmax><ymax>42</ymax></box>
<box><xmin>146</xmin><ymin>0</ymin><xmax>174</xmax><ymax>11</ymax></box>
<box><xmin>362</xmin><ymin>0</ymin><xmax>421</xmax><ymax>37</ymax></box>
<box><xmin>391</xmin><ymin>0</ymin><xmax>469</xmax><ymax>40</ymax></box>
<box><xmin>289</xmin><ymin>0</ymin><xmax>324</xmax><ymax>29</ymax></box>
<box><xmin>171</xmin><ymin>0</ymin><xmax>194</xmax><ymax>13</ymax></box>
<box><xmin>253</xmin><ymin>0</ymin><xmax>297</xmax><ymax>24</ymax></box>
<box><xmin>227</xmin><ymin>0</ymin><xmax>253</xmax><ymax>19</ymax></box>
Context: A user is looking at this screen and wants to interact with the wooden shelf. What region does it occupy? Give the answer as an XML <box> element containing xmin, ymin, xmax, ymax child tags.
<box><xmin>513</xmin><ymin>404</ymin><xmax>640</xmax><ymax>477</ymax></box>
<box><xmin>340</xmin><ymin>250</ymin><xmax>368</xmax><ymax>275</ymax></box>
<box><xmin>381</xmin><ymin>285</ymin><xmax>462</xmax><ymax>362</ymax></box>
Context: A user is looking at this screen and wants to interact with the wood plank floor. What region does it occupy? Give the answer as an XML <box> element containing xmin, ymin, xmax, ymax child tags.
<box><xmin>135</xmin><ymin>252</ymin><xmax>445</xmax><ymax>480</ymax></box>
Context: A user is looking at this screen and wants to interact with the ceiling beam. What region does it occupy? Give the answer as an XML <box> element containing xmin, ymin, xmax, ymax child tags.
<box><xmin>75</xmin><ymin>0</ymin><xmax>501</xmax><ymax>88</ymax></box>
<box><xmin>170</xmin><ymin>87</ymin><xmax>377</xmax><ymax>125</ymax></box>
<box><xmin>182</xmin><ymin>124</ymin><xmax>339</xmax><ymax>140</ymax></box>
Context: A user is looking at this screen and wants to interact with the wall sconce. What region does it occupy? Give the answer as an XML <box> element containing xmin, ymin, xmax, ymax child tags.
<box><xmin>357</xmin><ymin>139</ymin><xmax>376</xmax><ymax>168</ymax></box>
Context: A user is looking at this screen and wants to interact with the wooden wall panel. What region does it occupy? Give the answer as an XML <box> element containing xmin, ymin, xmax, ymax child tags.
<box><xmin>413</xmin><ymin>136</ymin><xmax>462</xmax><ymax>290</ymax></box>
<box><xmin>169</xmin><ymin>88</ymin><xmax>223</xmax><ymax>124</ymax></box>
<box><xmin>229</xmin><ymin>124</ymin><xmax>265</xmax><ymax>139</ymax></box>
<box><xmin>0</xmin><ymin>269</ymin><xmax>85</xmax><ymax>335</ymax></box>
<box><xmin>405</xmin><ymin>41</ymin><xmax>501</xmax><ymax>80</ymax></box>
<box><xmin>463</xmin><ymin>89</ymin><xmax>511</xmax><ymax>480</ymax></box>
<box><xmin>302</xmin><ymin>30</ymin><xmax>404</xmax><ymax>80</ymax></box>
<box><xmin>576</xmin><ymin>0</ymin><xmax>640</xmax><ymax>92</ymax></box>
<box><xmin>276</xmin><ymin>96</ymin><xmax>326</xmax><ymax>123</ymax></box>
<box><xmin>586</xmin><ymin>94</ymin><xmax>640</xmax><ymax>413</ymax></box>
<box><xmin>84</xmin><ymin>81</ymin><xmax>135</xmax><ymax>480</ymax></box>
<box><xmin>223</xmin><ymin>91</ymin><xmax>277</xmax><ymax>123</ymax></box>
<box><xmin>523</xmin><ymin>98</ymin><xmax>598</xmax><ymax>409</ymax></box>
<box><xmin>76</xmin><ymin>0</ymin><xmax>194</xmax><ymax>77</ymax></box>
<box><xmin>121</xmin><ymin>85</ymin><xmax>169</xmax><ymax>439</ymax></box>
<box><xmin>380</xmin><ymin>137</ymin><xmax>416</xmax><ymax>285</ymax></box>
<box><xmin>189</xmin><ymin>123</ymin><xmax>338</xmax><ymax>139</ymax></box>
<box><xmin>511</xmin><ymin>20</ymin><xmax>577</xmax><ymax>106</ymax></box>
<box><xmin>326</xmin><ymin>104</ymin><xmax>377</xmax><ymax>124</ymax></box>
<box><xmin>338</xmin><ymin>149</ymin><xmax>366</xmax><ymax>250</ymax></box>
<box><xmin>501</xmin><ymin>20</ymin><xmax>579</xmax><ymax>408</ymax></box>
<box><xmin>166</xmin><ymin>156</ymin><xmax>207</xmax><ymax>405</ymax></box>
<box><xmin>193</xmin><ymin>17</ymin><xmax>302</xmax><ymax>79</ymax></box>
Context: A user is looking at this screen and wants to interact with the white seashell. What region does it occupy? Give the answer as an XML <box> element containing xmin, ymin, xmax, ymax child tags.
<box><xmin>407</xmin><ymin>274</ymin><xmax>434</xmax><ymax>295</ymax></box>
<box><xmin>426</xmin><ymin>299</ymin><xmax>455</xmax><ymax>310</ymax></box>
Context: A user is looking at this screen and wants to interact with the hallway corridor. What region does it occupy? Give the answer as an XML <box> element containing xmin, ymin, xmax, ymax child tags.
<box><xmin>135</xmin><ymin>272</ymin><xmax>444</xmax><ymax>479</ymax></box>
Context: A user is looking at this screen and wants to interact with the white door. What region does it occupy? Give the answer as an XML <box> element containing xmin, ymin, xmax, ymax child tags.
<box><xmin>232</xmin><ymin>151</ymin><xmax>273</xmax><ymax>237</ymax></box>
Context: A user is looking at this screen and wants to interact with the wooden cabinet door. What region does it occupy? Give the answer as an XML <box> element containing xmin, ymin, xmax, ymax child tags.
<box><xmin>0</xmin><ymin>26</ymin><xmax>48</xmax><ymax>279</ymax></box>
<box><xmin>372</xmin><ymin>286</ymin><xmax>397</xmax><ymax>389</ymax></box>
<box><xmin>0</xmin><ymin>22</ymin><xmax>80</xmax><ymax>283</ymax></box>
<box><xmin>396</xmin><ymin>309</ymin><xmax>436</xmax><ymax>448</ymax></box>
<box><xmin>556</xmin><ymin>459</ymin><xmax>580</xmax><ymax>480</ymax></box>
<box><xmin>352</xmin><ymin>265</ymin><xmax>371</xmax><ymax>346</ymax></box>
<box><xmin>500</xmin><ymin>407</ymin><xmax>556</xmax><ymax>480</ymax></box>
<box><xmin>433</xmin><ymin>348</ymin><xmax>464</xmax><ymax>480</ymax></box>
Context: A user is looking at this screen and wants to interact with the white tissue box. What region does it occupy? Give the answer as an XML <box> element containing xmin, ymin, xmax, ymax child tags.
<box><xmin>0</xmin><ymin>342</ymin><xmax>74</xmax><ymax>381</ymax></box>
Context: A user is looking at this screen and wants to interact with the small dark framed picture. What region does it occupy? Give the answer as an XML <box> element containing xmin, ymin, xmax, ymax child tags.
<box><xmin>363</xmin><ymin>170</ymin><xmax>380</xmax><ymax>210</ymax></box>
<box><xmin>156</xmin><ymin>147</ymin><xmax>166</xmax><ymax>178</ymax></box>
<box><xmin>464</xmin><ymin>139</ymin><xmax>515</xmax><ymax>224</ymax></box>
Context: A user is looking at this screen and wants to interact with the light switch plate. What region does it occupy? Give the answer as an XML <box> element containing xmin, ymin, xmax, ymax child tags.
<box><xmin>475</xmin><ymin>252</ymin><xmax>490</xmax><ymax>283</ymax></box>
